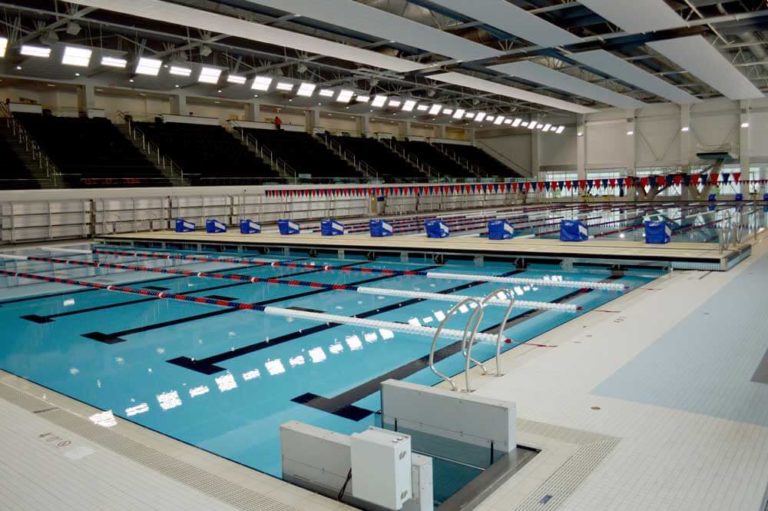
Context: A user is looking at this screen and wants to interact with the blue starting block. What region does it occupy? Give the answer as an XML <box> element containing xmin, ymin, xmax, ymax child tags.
<box><xmin>708</xmin><ymin>193</ymin><xmax>717</xmax><ymax>201</ymax></box>
<box><xmin>560</xmin><ymin>219</ymin><xmax>588</xmax><ymax>242</ymax></box>
<box><xmin>425</xmin><ymin>219</ymin><xmax>450</xmax><ymax>238</ymax></box>
<box><xmin>370</xmin><ymin>219</ymin><xmax>393</xmax><ymax>237</ymax></box>
<box><xmin>320</xmin><ymin>219</ymin><xmax>345</xmax><ymax>236</ymax></box>
<box><xmin>488</xmin><ymin>219</ymin><xmax>514</xmax><ymax>240</ymax></box>
<box><xmin>175</xmin><ymin>218</ymin><xmax>195</xmax><ymax>232</ymax></box>
<box><xmin>644</xmin><ymin>221</ymin><xmax>671</xmax><ymax>244</ymax></box>
<box><xmin>735</xmin><ymin>193</ymin><xmax>744</xmax><ymax>201</ymax></box>
<box><xmin>205</xmin><ymin>219</ymin><xmax>227</xmax><ymax>233</ymax></box>
<box><xmin>278</xmin><ymin>219</ymin><xmax>300</xmax><ymax>235</ymax></box>
<box><xmin>239</xmin><ymin>219</ymin><xmax>261</xmax><ymax>234</ymax></box>
<box><xmin>764</xmin><ymin>193</ymin><xmax>768</xmax><ymax>202</ymax></box>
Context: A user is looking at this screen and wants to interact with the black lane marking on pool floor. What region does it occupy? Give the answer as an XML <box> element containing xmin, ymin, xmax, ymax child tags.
<box><xmin>18</xmin><ymin>263</ymin><xmax>269</xmax><ymax>324</ymax></box>
<box><xmin>292</xmin><ymin>273</ymin><xmax>624</xmax><ymax>421</ymax></box>
<box><xmin>166</xmin><ymin>264</ymin><xmax>445</xmax><ymax>374</ymax></box>
<box><xmin>81</xmin><ymin>261</ymin><xmax>373</xmax><ymax>344</ymax></box>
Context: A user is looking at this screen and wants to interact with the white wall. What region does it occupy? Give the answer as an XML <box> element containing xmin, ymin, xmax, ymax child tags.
<box><xmin>479</xmin><ymin>96</ymin><xmax>768</xmax><ymax>174</ymax></box>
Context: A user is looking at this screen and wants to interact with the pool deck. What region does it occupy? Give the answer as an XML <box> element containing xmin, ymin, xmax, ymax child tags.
<box><xmin>100</xmin><ymin>229</ymin><xmax>750</xmax><ymax>270</ymax></box>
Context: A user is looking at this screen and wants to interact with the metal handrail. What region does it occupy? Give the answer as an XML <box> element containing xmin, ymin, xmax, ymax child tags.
<box><xmin>117</xmin><ymin>111</ymin><xmax>186</xmax><ymax>182</ymax></box>
<box><xmin>0</xmin><ymin>103</ymin><xmax>62</xmax><ymax>185</ymax></box>
<box><xmin>319</xmin><ymin>134</ymin><xmax>379</xmax><ymax>181</ymax></box>
<box><xmin>231</xmin><ymin>127</ymin><xmax>299</xmax><ymax>183</ymax></box>
<box><xmin>380</xmin><ymin>137</ymin><xmax>437</xmax><ymax>181</ymax></box>
<box><xmin>428</xmin><ymin>297</ymin><xmax>484</xmax><ymax>392</ymax></box>
<box><xmin>480</xmin><ymin>289</ymin><xmax>516</xmax><ymax>377</ymax></box>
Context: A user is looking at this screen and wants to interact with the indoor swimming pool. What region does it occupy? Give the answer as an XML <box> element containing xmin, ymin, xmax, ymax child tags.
<box><xmin>0</xmin><ymin>244</ymin><xmax>660</xmax><ymax>503</ymax></box>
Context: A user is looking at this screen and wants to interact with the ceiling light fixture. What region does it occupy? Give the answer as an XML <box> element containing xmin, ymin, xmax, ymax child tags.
<box><xmin>511</xmin><ymin>118</ymin><xmax>522</xmax><ymax>127</ymax></box>
<box><xmin>336</xmin><ymin>89</ymin><xmax>354</xmax><ymax>103</ymax></box>
<box><xmin>135</xmin><ymin>57</ymin><xmax>162</xmax><ymax>76</ymax></box>
<box><xmin>428</xmin><ymin>104</ymin><xmax>442</xmax><ymax>115</ymax></box>
<box><xmin>297</xmin><ymin>82</ymin><xmax>316</xmax><ymax>97</ymax></box>
<box><xmin>20</xmin><ymin>45</ymin><xmax>51</xmax><ymax>58</ymax></box>
<box><xmin>101</xmin><ymin>56</ymin><xmax>127</xmax><ymax>68</ymax></box>
<box><xmin>318</xmin><ymin>88</ymin><xmax>335</xmax><ymax>97</ymax></box>
<box><xmin>169</xmin><ymin>65</ymin><xmax>192</xmax><ymax>77</ymax></box>
<box><xmin>371</xmin><ymin>95</ymin><xmax>387</xmax><ymax>107</ymax></box>
<box><xmin>401</xmin><ymin>99</ymin><xmax>416</xmax><ymax>112</ymax></box>
<box><xmin>61</xmin><ymin>46</ymin><xmax>92</xmax><ymax>67</ymax></box>
<box><xmin>251</xmin><ymin>76</ymin><xmax>273</xmax><ymax>91</ymax></box>
<box><xmin>226</xmin><ymin>74</ymin><xmax>246</xmax><ymax>85</ymax></box>
<box><xmin>198</xmin><ymin>66</ymin><xmax>222</xmax><ymax>84</ymax></box>
<box><xmin>475</xmin><ymin>112</ymin><xmax>486</xmax><ymax>122</ymax></box>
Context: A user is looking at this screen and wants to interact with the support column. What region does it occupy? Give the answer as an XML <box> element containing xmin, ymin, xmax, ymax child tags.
<box><xmin>77</xmin><ymin>83</ymin><xmax>97</xmax><ymax>114</ymax></box>
<box><xmin>739</xmin><ymin>100</ymin><xmax>751</xmax><ymax>196</ymax></box>
<box><xmin>466</xmin><ymin>127</ymin><xmax>476</xmax><ymax>144</ymax></box>
<box><xmin>245</xmin><ymin>101</ymin><xmax>261</xmax><ymax>122</ymax></box>
<box><xmin>357</xmin><ymin>114</ymin><xmax>370</xmax><ymax>137</ymax></box>
<box><xmin>531</xmin><ymin>119</ymin><xmax>541</xmax><ymax>177</ymax></box>
<box><xmin>434</xmin><ymin>124</ymin><xmax>446</xmax><ymax>140</ymax></box>
<box><xmin>401</xmin><ymin>121</ymin><xmax>412</xmax><ymax>139</ymax></box>
<box><xmin>170</xmin><ymin>94</ymin><xmax>188</xmax><ymax>116</ymax></box>
<box><xmin>576</xmin><ymin>115</ymin><xmax>586</xmax><ymax>181</ymax></box>
<box><xmin>306</xmin><ymin>108</ymin><xmax>320</xmax><ymax>134</ymax></box>
<box><xmin>625</xmin><ymin>110</ymin><xmax>637</xmax><ymax>177</ymax></box>
<box><xmin>680</xmin><ymin>104</ymin><xmax>692</xmax><ymax>199</ymax></box>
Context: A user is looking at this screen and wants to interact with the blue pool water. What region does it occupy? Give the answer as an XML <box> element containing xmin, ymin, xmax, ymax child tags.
<box><xmin>0</xmin><ymin>244</ymin><xmax>658</xmax><ymax>494</ymax></box>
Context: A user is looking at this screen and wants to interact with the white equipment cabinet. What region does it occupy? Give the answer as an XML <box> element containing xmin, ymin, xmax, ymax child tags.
<box><xmin>351</xmin><ymin>427</ymin><xmax>412</xmax><ymax>510</ymax></box>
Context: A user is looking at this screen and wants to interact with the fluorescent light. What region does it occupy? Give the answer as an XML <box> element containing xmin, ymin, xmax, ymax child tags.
<box><xmin>577</xmin><ymin>131</ymin><xmax>583</xmax><ymax>136</ymax></box>
<box><xmin>0</xmin><ymin>37</ymin><xmax>7</xmax><ymax>58</ymax></box>
<box><xmin>402</xmin><ymin>100</ymin><xmax>416</xmax><ymax>112</ymax></box>
<box><xmin>135</xmin><ymin>57</ymin><xmax>162</xmax><ymax>76</ymax></box>
<box><xmin>555</xmin><ymin>125</ymin><xmax>565</xmax><ymax>134</ymax></box>
<box><xmin>626</xmin><ymin>130</ymin><xmax>634</xmax><ymax>135</ymax></box>
<box><xmin>528</xmin><ymin>121</ymin><xmax>537</xmax><ymax>130</ymax></box>
<box><xmin>475</xmin><ymin>112</ymin><xmax>486</xmax><ymax>122</ymax></box>
<box><xmin>521</xmin><ymin>121</ymin><xmax>528</xmax><ymax>127</ymax></box>
<box><xmin>486</xmin><ymin>115</ymin><xmax>495</xmax><ymax>122</ymax></box>
<box><xmin>319</xmin><ymin>88</ymin><xmax>335</xmax><ymax>97</ymax></box>
<box><xmin>494</xmin><ymin>116</ymin><xmax>504</xmax><ymax>125</ymax></box>
<box><xmin>543</xmin><ymin>123</ymin><xmax>552</xmax><ymax>131</ymax></box>
<box><xmin>227</xmin><ymin>74</ymin><xmax>246</xmax><ymax>85</ymax></box>
<box><xmin>101</xmin><ymin>56</ymin><xmax>127</xmax><ymax>68</ymax></box>
<box><xmin>169</xmin><ymin>65</ymin><xmax>192</xmax><ymax>77</ymax></box>
<box><xmin>252</xmin><ymin>76</ymin><xmax>273</xmax><ymax>91</ymax></box>
<box><xmin>428</xmin><ymin>104</ymin><xmax>442</xmax><ymax>115</ymax></box>
<box><xmin>416</xmin><ymin>104</ymin><xmax>429</xmax><ymax>112</ymax></box>
<box><xmin>199</xmin><ymin>67</ymin><xmax>222</xmax><ymax>84</ymax></box>
<box><xmin>452</xmin><ymin>108</ymin><xmax>465</xmax><ymax>120</ymax></box>
<box><xmin>20</xmin><ymin>45</ymin><xmax>51</xmax><ymax>58</ymax></box>
<box><xmin>740</xmin><ymin>122</ymin><xmax>749</xmax><ymax>128</ymax></box>
<box><xmin>297</xmin><ymin>82</ymin><xmax>316</xmax><ymax>97</ymax></box>
<box><xmin>680</xmin><ymin>126</ymin><xmax>689</xmax><ymax>132</ymax></box>
<box><xmin>442</xmin><ymin>108</ymin><xmax>454</xmax><ymax>115</ymax></box>
<box><xmin>275</xmin><ymin>81</ymin><xmax>294</xmax><ymax>91</ymax></box>
<box><xmin>371</xmin><ymin>95</ymin><xmax>387</xmax><ymax>107</ymax></box>
<box><xmin>465</xmin><ymin>112</ymin><xmax>475</xmax><ymax>119</ymax></box>
<box><xmin>503</xmin><ymin>118</ymin><xmax>512</xmax><ymax>125</ymax></box>
<box><xmin>511</xmin><ymin>118</ymin><xmax>522</xmax><ymax>127</ymax></box>
<box><xmin>61</xmin><ymin>46</ymin><xmax>91</xmax><ymax>67</ymax></box>
<box><xmin>388</xmin><ymin>99</ymin><xmax>402</xmax><ymax>108</ymax></box>
<box><xmin>336</xmin><ymin>89</ymin><xmax>354</xmax><ymax>103</ymax></box>
<box><xmin>356</xmin><ymin>95</ymin><xmax>370</xmax><ymax>103</ymax></box>
<box><xmin>537</xmin><ymin>123</ymin><xmax>545</xmax><ymax>130</ymax></box>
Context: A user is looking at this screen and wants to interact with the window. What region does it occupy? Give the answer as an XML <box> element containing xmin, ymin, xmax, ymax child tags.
<box><xmin>539</xmin><ymin>171</ymin><xmax>578</xmax><ymax>198</ymax></box>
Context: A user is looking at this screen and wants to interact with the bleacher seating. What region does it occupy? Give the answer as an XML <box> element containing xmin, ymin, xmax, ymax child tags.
<box><xmin>328</xmin><ymin>135</ymin><xmax>425</xmax><ymax>182</ymax></box>
<box><xmin>391</xmin><ymin>139</ymin><xmax>472</xmax><ymax>178</ymax></box>
<box><xmin>436</xmin><ymin>143</ymin><xmax>522</xmax><ymax>178</ymax></box>
<box><xmin>135</xmin><ymin>122</ymin><xmax>281</xmax><ymax>186</ymax></box>
<box><xmin>14</xmin><ymin>113</ymin><xmax>170</xmax><ymax>188</ymax></box>
<box><xmin>243</xmin><ymin>129</ymin><xmax>361</xmax><ymax>181</ymax></box>
<box><xmin>0</xmin><ymin>124</ymin><xmax>40</xmax><ymax>189</ymax></box>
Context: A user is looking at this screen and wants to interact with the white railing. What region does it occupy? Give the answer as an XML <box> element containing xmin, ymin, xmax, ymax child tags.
<box><xmin>117</xmin><ymin>111</ymin><xmax>186</xmax><ymax>183</ymax></box>
<box><xmin>0</xmin><ymin>103</ymin><xmax>62</xmax><ymax>186</ymax></box>
<box><xmin>318</xmin><ymin>134</ymin><xmax>379</xmax><ymax>181</ymax></box>
<box><xmin>379</xmin><ymin>137</ymin><xmax>437</xmax><ymax>180</ymax></box>
<box><xmin>432</xmin><ymin>141</ymin><xmax>483</xmax><ymax>178</ymax></box>
<box><xmin>230</xmin><ymin>126</ymin><xmax>299</xmax><ymax>183</ymax></box>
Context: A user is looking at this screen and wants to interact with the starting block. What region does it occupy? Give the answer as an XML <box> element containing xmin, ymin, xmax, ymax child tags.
<box><xmin>644</xmin><ymin>221</ymin><xmax>671</xmax><ymax>244</ymax></box>
<box><xmin>278</xmin><ymin>219</ymin><xmax>301</xmax><ymax>235</ymax></box>
<box><xmin>488</xmin><ymin>219</ymin><xmax>514</xmax><ymax>240</ymax></box>
<box><xmin>175</xmin><ymin>218</ymin><xmax>195</xmax><ymax>232</ymax></box>
<box><xmin>206</xmin><ymin>219</ymin><xmax>227</xmax><ymax>233</ymax></box>
<box><xmin>239</xmin><ymin>219</ymin><xmax>261</xmax><ymax>234</ymax></box>
<box><xmin>370</xmin><ymin>219</ymin><xmax>393</xmax><ymax>237</ymax></box>
<box><xmin>320</xmin><ymin>219</ymin><xmax>345</xmax><ymax>236</ymax></box>
<box><xmin>560</xmin><ymin>219</ymin><xmax>588</xmax><ymax>242</ymax></box>
<box><xmin>425</xmin><ymin>219</ymin><xmax>449</xmax><ymax>238</ymax></box>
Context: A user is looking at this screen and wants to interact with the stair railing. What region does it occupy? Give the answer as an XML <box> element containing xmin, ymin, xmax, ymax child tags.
<box><xmin>0</xmin><ymin>103</ymin><xmax>62</xmax><ymax>186</ymax></box>
<box><xmin>117</xmin><ymin>111</ymin><xmax>185</xmax><ymax>182</ymax></box>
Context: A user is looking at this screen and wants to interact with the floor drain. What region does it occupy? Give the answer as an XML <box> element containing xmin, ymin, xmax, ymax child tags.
<box><xmin>591</xmin><ymin>406</ymin><xmax>601</xmax><ymax>410</ymax></box>
<box><xmin>539</xmin><ymin>494</ymin><xmax>553</xmax><ymax>504</ymax></box>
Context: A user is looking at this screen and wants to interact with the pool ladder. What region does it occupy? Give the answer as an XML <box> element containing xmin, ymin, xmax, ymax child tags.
<box><xmin>428</xmin><ymin>289</ymin><xmax>516</xmax><ymax>393</ymax></box>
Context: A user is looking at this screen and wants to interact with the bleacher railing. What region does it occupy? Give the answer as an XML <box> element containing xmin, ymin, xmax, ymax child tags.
<box><xmin>432</xmin><ymin>142</ymin><xmax>483</xmax><ymax>178</ymax></box>
<box><xmin>379</xmin><ymin>137</ymin><xmax>438</xmax><ymax>181</ymax></box>
<box><xmin>318</xmin><ymin>133</ymin><xmax>380</xmax><ymax>181</ymax></box>
<box><xmin>0</xmin><ymin>103</ymin><xmax>62</xmax><ymax>186</ymax></box>
<box><xmin>117</xmin><ymin>111</ymin><xmax>186</xmax><ymax>184</ymax></box>
<box><xmin>230</xmin><ymin>125</ymin><xmax>299</xmax><ymax>183</ymax></box>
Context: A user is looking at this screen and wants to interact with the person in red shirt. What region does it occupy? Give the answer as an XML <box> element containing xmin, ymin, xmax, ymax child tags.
<box><xmin>274</xmin><ymin>115</ymin><xmax>282</xmax><ymax>130</ymax></box>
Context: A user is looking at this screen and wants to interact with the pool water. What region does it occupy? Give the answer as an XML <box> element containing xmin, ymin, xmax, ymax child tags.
<box><xmin>0</xmin><ymin>244</ymin><xmax>659</xmax><ymax>501</ymax></box>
